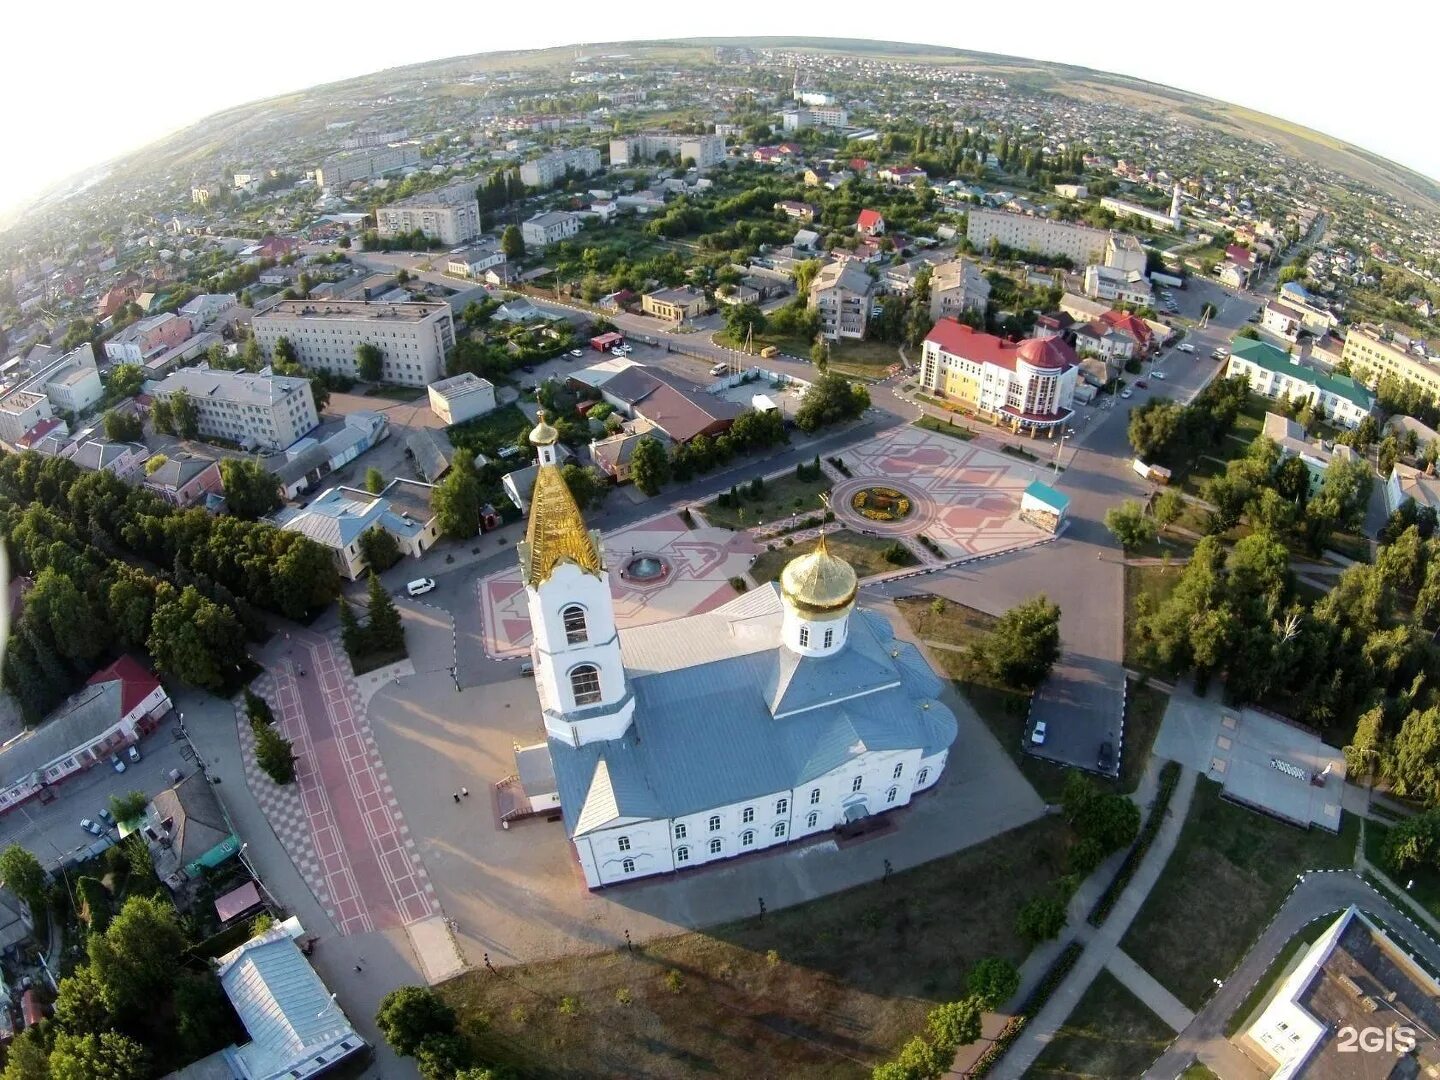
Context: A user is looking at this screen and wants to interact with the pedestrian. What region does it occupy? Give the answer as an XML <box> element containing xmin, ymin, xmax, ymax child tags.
<box><xmin>354</xmin><ymin>964</ymin><xmax>363</xmax><ymax>973</ymax></box>
<box><xmin>452</xmin><ymin>792</ymin><xmax>460</xmax><ymax>803</ymax></box>
<box><xmin>461</xmin><ymin>787</ymin><xmax>469</xmax><ymax>797</ymax></box>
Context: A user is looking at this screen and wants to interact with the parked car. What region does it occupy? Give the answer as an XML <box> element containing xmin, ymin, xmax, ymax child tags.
<box><xmin>1135</xmin><ymin>379</ymin><xmax>1149</xmax><ymax>389</ymax></box>
<box><xmin>127</xmin><ymin>746</ymin><xmax>140</xmax><ymax>763</ymax></box>
<box><xmin>1121</xmin><ymin>389</ymin><xmax>1134</xmax><ymax>399</ymax></box>
<box><xmin>710</xmin><ymin>363</ymin><xmax>728</xmax><ymax>376</ymax></box>
<box><xmin>97</xmin><ymin>808</ymin><xmax>114</xmax><ymax>824</ymax></box>
<box><xmin>519</xmin><ymin>662</ymin><xmax>535</xmax><ymax>678</ymax></box>
<box><xmin>407</xmin><ymin>578</ymin><xmax>436</xmax><ymax>597</ymax></box>
<box><xmin>1152</xmin><ymin>371</ymin><xmax>1166</xmax><ymax>380</ymax></box>
<box><xmin>569</xmin><ymin>349</ymin><xmax>583</xmax><ymax>357</ymax></box>
<box><xmin>110</xmin><ymin>755</ymin><xmax>126</xmax><ymax>774</ymax></box>
<box><xmin>520</xmin><ymin>365</ymin><xmax>536</xmax><ymax>374</ymax></box>
<box><xmin>80</xmin><ymin>818</ymin><xmax>102</xmax><ymax>836</ymax></box>
<box><xmin>1176</xmin><ymin>343</ymin><xmax>1195</xmax><ymax>353</ymax></box>
<box><xmin>1030</xmin><ymin>720</ymin><xmax>1047</xmax><ymax>745</ymax></box>
<box><xmin>1098</xmin><ymin>741</ymin><xmax>1115</xmax><ymax>771</ymax></box>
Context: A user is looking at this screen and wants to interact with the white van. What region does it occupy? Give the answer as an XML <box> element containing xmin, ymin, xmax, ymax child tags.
<box><xmin>406</xmin><ymin>578</ymin><xmax>436</xmax><ymax>597</ymax></box>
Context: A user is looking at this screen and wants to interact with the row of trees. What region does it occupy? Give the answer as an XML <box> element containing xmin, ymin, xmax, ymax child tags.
<box><xmin>630</xmin><ymin>405</ymin><xmax>792</xmax><ymax>496</ymax></box>
<box><xmin>339</xmin><ymin>574</ymin><xmax>407</xmax><ymax>664</ymax></box>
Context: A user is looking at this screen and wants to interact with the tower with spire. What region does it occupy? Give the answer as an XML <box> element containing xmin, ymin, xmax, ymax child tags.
<box><xmin>1169</xmin><ymin>183</ymin><xmax>1183</xmax><ymax>231</ymax></box>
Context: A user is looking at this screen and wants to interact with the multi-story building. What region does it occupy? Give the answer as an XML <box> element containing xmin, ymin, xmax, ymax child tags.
<box><xmin>1340</xmin><ymin>326</ymin><xmax>1440</xmax><ymax>403</ymax></box>
<box><xmin>1226</xmin><ymin>338</ymin><xmax>1374</xmax><ymax>429</ymax></box>
<box><xmin>253</xmin><ymin>299</ymin><xmax>455</xmax><ymax>388</ymax></box>
<box><xmin>1261</xmin><ymin>412</ymin><xmax>1358</xmax><ymax>496</ymax></box>
<box><xmin>928</xmin><ymin>259</ymin><xmax>990</xmax><ymax>321</ymax></box>
<box><xmin>966</xmin><ymin>206</ymin><xmax>1113</xmax><ymax>267</ymax></box>
<box><xmin>641</xmin><ymin>286</ymin><xmax>711</xmax><ymax>323</ymax></box>
<box><xmin>1083</xmin><ymin>264</ymin><xmax>1153</xmax><ymax>307</ymax></box>
<box><xmin>375</xmin><ymin>182</ymin><xmax>481</xmax><ymax>246</ymax></box>
<box><xmin>0</xmin><ymin>342</ymin><xmax>104</xmax><ymax>425</ymax></box>
<box><xmin>608</xmin><ymin>133</ymin><xmax>726</xmax><ymax>169</ymax></box>
<box><xmin>918</xmin><ymin>318</ymin><xmax>1079</xmax><ymax>436</ymax></box>
<box><xmin>809</xmin><ymin>261</ymin><xmax>875</xmax><ymax>341</ymax></box>
<box><xmin>314</xmin><ymin>145</ymin><xmax>421</xmax><ymax>188</ymax></box>
<box><xmin>445</xmin><ymin>243</ymin><xmax>506</xmax><ymax>279</ymax></box>
<box><xmin>428</xmin><ymin>372</ymin><xmax>496</xmax><ymax>425</ymax></box>
<box><xmin>152</xmin><ymin>367</ymin><xmax>319</xmax><ymax>450</ymax></box>
<box><xmin>781</xmin><ymin>106</ymin><xmax>849</xmax><ymax>131</ymax></box>
<box><xmin>1104</xmin><ymin>233</ymin><xmax>1148</xmax><ymax>275</ymax></box>
<box><xmin>1099</xmin><ymin>184</ymin><xmax>1183</xmax><ymax>231</ymax></box>
<box><xmin>520</xmin><ymin>147</ymin><xmax>603</xmax><ymax>189</ymax></box>
<box><xmin>521</xmin><ymin>211</ymin><xmax>582</xmax><ymax>249</ymax></box>
<box><xmin>103</xmin><ymin>312</ymin><xmax>194</xmax><ymax>364</ymax></box>
<box><xmin>0</xmin><ymin>392</ymin><xmax>52</xmax><ymax>448</ymax></box>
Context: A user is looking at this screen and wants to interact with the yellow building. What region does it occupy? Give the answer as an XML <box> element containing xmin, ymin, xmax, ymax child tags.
<box><xmin>1341</xmin><ymin>327</ymin><xmax>1440</xmax><ymax>403</ymax></box>
<box><xmin>641</xmin><ymin>286</ymin><xmax>711</xmax><ymax>323</ymax></box>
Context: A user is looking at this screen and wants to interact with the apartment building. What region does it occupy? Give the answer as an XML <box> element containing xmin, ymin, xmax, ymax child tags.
<box><xmin>1083</xmin><ymin>265</ymin><xmax>1153</xmax><ymax>306</ymax></box>
<box><xmin>966</xmin><ymin>207</ymin><xmax>1112</xmax><ymax>267</ymax></box>
<box><xmin>641</xmin><ymin>286</ymin><xmax>711</xmax><ymax>323</ymax></box>
<box><xmin>315</xmin><ymin>145</ymin><xmax>421</xmax><ymax>188</ymax></box>
<box><xmin>152</xmin><ymin>367</ymin><xmax>319</xmax><ymax>450</ymax></box>
<box><xmin>608</xmin><ymin>133</ymin><xmax>726</xmax><ymax>169</ymax></box>
<box><xmin>919</xmin><ymin>318</ymin><xmax>1079</xmax><ymax>436</ymax></box>
<box><xmin>1226</xmin><ymin>338</ymin><xmax>1374</xmax><ymax>429</ymax></box>
<box><xmin>0</xmin><ymin>342</ymin><xmax>104</xmax><ymax>423</ymax></box>
<box><xmin>1340</xmin><ymin>326</ymin><xmax>1440</xmax><ymax>403</ymax></box>
<box><xmin>375</xmin><ymin>182</ymin><xmax>481</xmax><ymax>246</ymax></box>
<box><xmin>521</xmin><ymin>211</ymin><xmax>582</xmax><ymax>249</ymax></box>
<box><xmin>520</xmin><ymin>147</ymin><xmax>603</xmax><ymax>189</ymax></box>
<box><xmin>809</xmin><ymin>261</ymin><xmax>875</xmax><ymax>341</ymax></box>
<box><xmin>928</xmin><ymin>259</ymin><xmax>990</xmax><ymax>321</ymax></box>
<box><xmin>1104</xmin><ymin>234</ymin><xmax>1148</xmax><ymax>275</ymax></box>
<box><xmin>781</xmin><ymin>107</ymin><xmax>849</xmax><ymax>131</ymax></box>
<box><xmin>0</xmin><ymin>392</ymin><xmax>52</xmax><ymax>447</ymax></box>
<box><xmin>253</xmin><ymin>300</ymin><xmax>456</xmax><ymax>387</ymax></box>
<box><xmin>103</xmin><ymin>312</ymin><xmax>194</xmax><ymax>364</ymax></box>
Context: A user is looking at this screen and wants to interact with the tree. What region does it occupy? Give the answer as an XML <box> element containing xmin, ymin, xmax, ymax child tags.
<box><xmin>376</xmin><ymin>986</ymin><xmax>458</xmax><ymax>1057</ymax></box>
<box><xmin>811</xmin><ymin>338</ymin><xmax>830</xmax><ymax>372</ymax></box>
<box><xmin>106</xmin><ymin>363</ymin><xmax>144</xmax><ymax>399</ymax></box>
<box><xmin>2</xmin><ymin>1029</ymin><xmax>50</xmax><ymax>1080</ymax></box>
<box><xmin>253</xmin><ymin>722</ymin><xmax>296</xmax><ymax>784</ymax></box>
<box><xmin>431</xmin><ymin>456</ymin><xmax>483</xmax><ymax>538</ymax></box>
<box><xmin>973</xmin><ymin>595</ymin><xmax>1061</xmax><ymax>691</ymax></box>
<box><xmin>53</xmin><ymin>963</ymin><xmax>113</xmax><ymax>1034</ymax></box>
<box><xmin>795</xmin><ymin>373</ymin><xmax>869</xmax><ymax>432</ymax></box>
<box><xmin>1127</xmin><ymin>398</ymin><xmax>1185</xmax><ymax>462</ymax></box>
<box><xmin>150</xmin><ymin>397</ymin><xmax>174</xmax><ymax>435</ymax></box>
<box><xmin>274</xmin><ymin>336</ymin><xmax>298</xmax><ymax>366</ymax></box>
<box><xmin>1105</xmin><ymin>500</ymin><xmax>1157</xmax><ymax>551</ymax></box>
<box><xmin>339</xmin><ymin>595</ymin><xmax>364</xmax><ymax>657</ymax></box>
<box><xmin>147</xmin><ymin>584</ymin><xmax>247</xmax><ymax>691</ymax></box>
<box><xmin>169</xmin><ymin>390</ymin><xmax>198</xmax><ymax>439</ymax></box>
<box><xmin>107</xmin><ymin>791</ymin><xmax>149</xmax><ymax>824</ymax></box>
<box><xmin>87</xmin><ymin>894</ymin><xmax>185</xmax><ymax>1010</ymax></box>
<box><xmin>365</xmin><ymin>466</ymin><xmax>385</xmax><ymax>494</ymax></box>
<box><xmin>723</xmin><ymin>301</ymin><xmax>767</xmax><ymax>343</ymax></box>
<box><xmin>1153</xmin><ymin>489</ymin><xmax>1185</xmax><ymax>529</ymax></box>
<box><xmin>103</xmin><ymin>410</ymin><xmax>143</xmax><ymax>442</ymax></box>
<box><xmin>356</xmin><ymin>342</ymin><xmax>384</xmax><ymax>382</ymax></box>
<box><xmin>218</xmin><ymin>458</ymin><xmax>281</xmax><ymax>519</ymax></box>
<box><xmin>966</xmin><ymin>957</ymin><xmax>1020</xmax><ymax>1010</ymax></box>
<box><xmin>359</xmin><ymin>526</ymin><xmax>401</xmax><ymax>573</ymax></box>
<box><xmin>0</xmin><ymin>845</ymin><xmax>45</xmax><ymax>914</ymax></box>
<box><xmin>562</xmin><ymin>463</ymin><xmax>609</xmax><ymax>510</ymax></box>
<box><xmin>629</xmin><ymin>436</ymin><xmax>670</xmax><ymax>495</ymax></box>
<box><xmin>501</xmin><ymin>224</ymin><xmax>525</xmax><ymax>260</ymax></box>
<box><xmin>925</xmin><ymin>997</ymin><xmax>983</xmax><ymax>1052</ymax></box>
<box><xmin>365</xmin><ymin>572</ymin><xmax>405</xmax><ymax>653</ymax></box>
<box><xmin>415</xmin><ymin>1033</ymin><xmax>472</xmax><ymax>1080</ymax></box>
<box><xmin>48</xmin><ymin>1031</ymin><xmax>150</xmax><ymax>1080</ymax></box>
<box><xmin>1015</xmin><ymin>895</ymin><xmax>1067</xmax><ymax>943</ymax></box>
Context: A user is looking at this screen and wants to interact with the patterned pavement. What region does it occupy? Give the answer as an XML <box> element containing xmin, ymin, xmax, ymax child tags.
<box><xmin>243</xmin><ymin>630</ymin><xmax>439</xmax><ymax>934</ymax></box>
<box><xmin>831</xmin><ymin>427</ymin><xmax>1047</xmax><ymax>559</ymax></box>
<box><xmin>480</xmin><ymin>511</ymin><xmax>761</xmax><ymax>659</ymax></box>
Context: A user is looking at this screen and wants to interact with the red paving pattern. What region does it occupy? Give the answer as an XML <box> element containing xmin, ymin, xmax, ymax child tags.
<box><xmin>255</xmin><ymin>630</ymin><xmax>438</xmax><ymax>934</ymax></box>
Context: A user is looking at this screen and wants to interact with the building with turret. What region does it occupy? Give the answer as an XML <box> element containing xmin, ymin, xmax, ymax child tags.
<box><xmin>509</xmin><ymin>414</ymin><xmax>956</xmax><ymax>888</ymax></box>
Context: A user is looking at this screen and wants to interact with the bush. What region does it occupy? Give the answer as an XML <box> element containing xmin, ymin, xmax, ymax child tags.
<box><xmin>243</xmin><ymin>689</ymin><xmax>273</xmax><ymax>726</ymax></box>
<box><xmin>968</xmin><ymin>942</ymin><xmax>1084</xmax><ymax>1077</ymax></box>
<box><xmin>252</xmin><ymin>721</ymin><xmax>296</xmax><ymax>785</ymax></box>
<box><xmin>1016</xmin><ymin>895</ymin><xmax>1067</xmax><ymax>944</ymax></box>
<box><xmin>376</xmin><ymin>987</ymin><xmax>457</xmax><ymax>1058</ymax></box>
<box><xmin>728</xmin><ymin>576</ymin><xmax>748</xmax><ymax>593</ymax></box>
<box><xmin>883</xmin><ymin>541</ymin><xmax>910</xmax><ymax>565</ymax></box>
<box><xmin>1087</xmin><ymin>761</ymin><xmax>1181</xmax><ymax>927</ymax></box>
<box><xmin>664</xmin><ymin>969</ymin><xmax>684</xmax><ymax>993</ymax></box>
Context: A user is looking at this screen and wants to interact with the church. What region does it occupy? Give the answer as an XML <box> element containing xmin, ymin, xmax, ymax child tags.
<box><xmin>514</xmin><ymin>413</ymin><xmax>957</xmax><ymax>889</ymax></box>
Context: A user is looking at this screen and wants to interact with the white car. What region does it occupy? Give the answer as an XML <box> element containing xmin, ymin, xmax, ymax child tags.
<box><xmin>1176</xmin><ymin>343</ymin><xmax>1195</xmax><ymax>353</ymax></box>
<box><xmin>406</xmin><ymin>578</ymin><xmax>436</xmax><ymax>597</ymax></box>
<box><xmin>1152</xmin><ymin>371</ymin><xmax>1166</xmax><ymax>380</ymax></box>
<box><xmin>569</xmin><ymin>349</ymin><xmax>583</xmax><ymax>357</ymax></box>
<box><xmin>1030</xmin><ymin>720</ymin><xmax>1048</xmax><ymax>745</ymax></box>
<box><xmin>1121</xmin><ymin>389</ymin><xmax>1134</xmax><ymax>399</ymax></box>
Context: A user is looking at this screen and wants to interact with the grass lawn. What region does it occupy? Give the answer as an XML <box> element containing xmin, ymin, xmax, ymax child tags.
<box><xmin>1179</xmin><ymin>1065</ymin><xmax>1221</xmax><ymax>1080</ymax></box>
<box><xmin>365</xmin><ymin>383</ymin><xmax>426</xmax><ymax>402</ymax></box>
<box><xmin>750</xmin><ymin>530</ymin><xmax>913</xmax><ymax>584</ymax></box>
<box><xmin>1223</xmin><ymin>915</ymin><xmax>1334</xmax><ymax>1036</ymax></box>
<box><xmin>1364</xmin><ymin>819</ymin><xmax>1440</xmax><ymax>923</ymax></box>
<box><xmin>894</xmin><ymin>598</ymin><xmax>1069</xmax><ymax>802</ymax></box>
<box><xmin>914</xmin><ymin>415</ymin><xmax>975</xmax><ymax>441</ymax></box>
<box><xmin>1029</xmin><ymin>969</ymin><xmax>1174</xmax><ymax>1079</ymax></box>
<box><xmin>1121</xmin><ymin>682</ymin><xmax>1170</xmax><ymax>794</ymax></box>
<box><xmin>699</xmin><ymin>471</ymin><xmax>832</xmax><ymax>530</ymax></box>
<box><xmin>827</xmin><ymin>339</ymin><xmax>903</xmax><ymax>381</ymax></box>
<box><xmin>347</xmin><ymin>644</ymin><xmax>408</xmax><ymax>677</ymax></box>
<box><xmin>439</xmin><ymin>817</ymin><xmax>1074</xmax><ymax>1080</ymax></box>
<box><xmin>1124</xmin><ymin>564</ymin><xmax>1183</xmax><ymax>674</ymax></box>
<box><xmin>1119</xmin><ymin>777</ymin><xmax>1359</xmax><ymax>1011</ymax></box>
<box><xmin>447</xmin><ymin>403</ymin><xmax>532</xmax><ymax>455</ymax></box>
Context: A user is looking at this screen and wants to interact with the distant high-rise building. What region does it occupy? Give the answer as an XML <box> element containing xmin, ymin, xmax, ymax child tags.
<box><xmin>375</xmin><ymin>181</ymin><xmax>481</xmax><ymax>245</ymax></box>
<box><xmin>608</xmin><ymin>133</ymin><xmax>725</xmax><ymax>169</ymax></box>
<box><xmin>519</xmin><ymin>147</ymin><xmax>604</xmax><ymax>189</ymax></box>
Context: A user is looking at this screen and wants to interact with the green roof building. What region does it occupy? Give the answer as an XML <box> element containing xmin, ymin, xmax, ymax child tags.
<box><xmin>1226</xmin><ymin>338</ymin><xmax>1373</xmax><ymax>428</ymax></box>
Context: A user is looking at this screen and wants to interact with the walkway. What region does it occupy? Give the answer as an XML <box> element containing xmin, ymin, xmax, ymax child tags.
<box><xmin>984</xmin><ymin>766</ymin><xmax>1199</xmax><ymax>1079</ymax></box>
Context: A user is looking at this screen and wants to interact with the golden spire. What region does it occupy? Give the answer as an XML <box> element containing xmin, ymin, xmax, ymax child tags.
<box><xmin>519</xmin><ymin>462</ymin><xmax>603</xmax><ymax>587</ymax></box>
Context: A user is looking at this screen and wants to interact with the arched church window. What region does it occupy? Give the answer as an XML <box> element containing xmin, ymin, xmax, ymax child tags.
<box><xmin>562</xmin><ymin>605</ymin><xmax>589</xmax><ymax>645</ymax></box>
<box><xmin>570</xmin><ymin>664</ymin><xmax>602</xmax><ymax>706</ymax></box>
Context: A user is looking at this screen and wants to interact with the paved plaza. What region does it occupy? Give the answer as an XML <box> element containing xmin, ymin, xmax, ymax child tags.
<box><xmin>478</xmin><ymin>511</ymin><xmax>761</xmax><ymax>659</ymax></box>
<box><xmin>829</xmin><ymin>427</ymin><xmax>1047</xmax><ymax>558</ymax></box>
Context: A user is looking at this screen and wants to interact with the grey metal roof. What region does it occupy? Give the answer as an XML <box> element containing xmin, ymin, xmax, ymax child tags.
<box><xmin>550</xmin><ymin>587</ymin><xmax>956</xmax><ymax>834</ymax></box>
<box><xmin>145</xmin><ymin>454</ymin><xmax>214</xmax><ymax>491</ymax></box>
<box><xmin>149</xmin><ymin>771</ymin><xmax>233</xmax><ymax>869</ymax></box>
<box><xmin>0</xmin><ymin>681</ymin><xmax>125</xmax><ymax>788</ymax></box>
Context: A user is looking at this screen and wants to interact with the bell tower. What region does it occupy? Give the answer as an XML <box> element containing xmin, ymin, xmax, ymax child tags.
<box><xmin>517</xmin><ymin>413</ymin><xmax>633</xmax><ymax>747</ymax></box>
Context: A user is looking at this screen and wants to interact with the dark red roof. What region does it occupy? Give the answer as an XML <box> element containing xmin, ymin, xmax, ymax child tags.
<box><xmin>850</xmin><ymin>158</ymin><xmax>870</xmax><ymax>171</ymax></box>
<box><xmin>1100</xmin><ymin>310</ymin><xmax>1152</xmax><ymax>346</ymax></box>
<box><xmin>1225</xmin><ymin>244</ymin><xmax>1255</xmax><ymax>267</ymax></box>
<box><xmin>17</xmin><ymin>418</ymin><xmax>62</xmax><ymax>447</ymax></box>
<box><xmin>87</xmin><ymin>655</ymin><xmax>161</xmax><ymax>717</ymax></box>
<box><xmin>924</xmin><ymin>318</ymin><xmax>1078</xmax><ymax>373</ymax></box>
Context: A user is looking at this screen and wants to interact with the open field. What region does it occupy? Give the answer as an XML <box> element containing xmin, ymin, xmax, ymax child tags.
<box><xmin>439</xmin><ymin>816</ymin><xmax>1073</xmax><ymax>1080</ymax></box>
<box><xmin>749</xmin><ymin>529</ymin><xmax>913</xmax><ymax>583</ymax></box>
<box><xmin>1029</xmin><ymin>969</ymin><xmax>1173</xmax><ymax>1079</ymax></box>
<box><xmin>1120</xmin><ymin>777</ymin><xmax>1359</xmax><ymax>1011</ymax></box>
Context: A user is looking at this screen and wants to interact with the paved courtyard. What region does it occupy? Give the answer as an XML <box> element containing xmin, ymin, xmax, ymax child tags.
<box><xmin>478</xmin><ymin>511</ymin><xmax>761</xmax><ymax>659</ymax></box>
<box><xmin>829</xmin><ymin>427</ymin><xmax>1047</xmax><ymax>559</ymax></box>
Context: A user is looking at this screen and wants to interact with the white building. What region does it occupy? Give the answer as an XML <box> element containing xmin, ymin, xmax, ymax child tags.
<box><xmin>428</xmin><ymin>372</ymin><xmax>496</xmax><ymax>425</ymax></box>
<box><xmin>375</xmin><ymin>181</ymin><xmax>481</xmax><ymax>246</ymax></box>
<box><xmin>522</xmin><ymin>211</ymin><xmax>582</xmax><ymax>249</ymax></box>
<box><xmin>809</xmin><ymin>260</ymin><xmax>875</xmax><ymax>341</ymax></box>
<box><xmin>1386</xmin><ymin>461</ymin><xmax>1440</xmax><ymax>516</ymax></box>
<box><xmin>16</xmin><ymin>343</ymin><xmax>103</xmax><ymax>415</ymax></box>
<box><xmin>179</xmin><ymin>293</ymin><xmax>238</xmax><ymax>328</ymax></box>
<box><xmin>919</xmin><ymin>318</ymin><xmax>1079</xmax><ymax>436</ymax></box>
<box><xmin>509</xmin><ymin>415</ymin><xmax>956</xmax><ymax>888</ymax></box>
<box><xmin>928</xmin><ymin>259</ymin><xmax>990</xmax><ymax>321</ymax></box>
<box><xmin>966</xmin><ymin>206</ymin><xmax>1113</xmax><ymax>266</ymax></box>
<box><xmin>253</xmin><ymin>299</ymin><xmax>456</xmax><ymax>387</ymax></box>
<box><xmin>1262</xmin><ymin>412</ymin><xmax>1357</xmax><ymax>496</ymax></box>
<box><xmin>520</xmin><ymin>147</ymin><xmax>604</xmax><ymax>189</ymax></box>
<box><xmin>314</xmin><ymin>145</ymin><xmax>421</xmax><ymax>188</ymax></box>
<box><xmin>1226</xmin><ymin>338</ymin><xmax>1374</xmax><ymax>430</ymax></box>
<box><xmin>274</xmin><ymin>480</ymin><xmax>439</xmax><ymax>579</ymax></box>
<box><xmin>608</xmin><ymin>133</ymin><xmax>726</xmax><ymax>169</ymax></box>
<box><xmin>781</xmin><ymin>106</ymin><xmax>849</xmax><ymax>131</ymax></box>
<box><xmin>1104</xmin><ymin>233</ymin><xmax>1149</xmax><ymax>275</ymax></box>
<box><xmin>1083</xmin><ymin>264</ymin><xmax>1153</xmax><ymax>307</ymax></box>
<box><xmin>152</xmin><ymin>366</ymin><xmax>319</xmax><ymax>450</ymax></box>
<box><xmin>445</xmin><ymin>244</ymin><xmax>505</xmax><ymax>279</ymax></box>
<box><xmin>1099</xmin><ymin>185</ymin><xmax>1183</xmax><ymax>231</ymax></box>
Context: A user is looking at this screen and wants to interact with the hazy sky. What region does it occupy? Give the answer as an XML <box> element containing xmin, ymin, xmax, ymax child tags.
<box><xmin>1</xmin><ymin>0</ymin><xmax>1427</xmax><ymax>217</ymax></box>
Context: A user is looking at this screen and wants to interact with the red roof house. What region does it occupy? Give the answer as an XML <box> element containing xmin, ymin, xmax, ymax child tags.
<box><xmin>1100</xmin><ymin>310</ymin><xmax>1154</xmax><ymax>351</ymax></box>
<box><xmin>1225</xmin><ymin>244</ymin><xmax>1255</xmax><ymax>268</ymax></box>
<box><xmin>87</xmin><ymin>655</ymin><xmax>166</xmax><ymax>723</ymax></box>
<box><xmin>857</xmin><ymin>209</ymin><xmax>886</xmax><ymax>236</ymax></box>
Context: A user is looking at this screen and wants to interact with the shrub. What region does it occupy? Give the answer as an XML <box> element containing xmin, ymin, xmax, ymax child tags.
<box><xmin>557</xmin><ymin>996</ymin><xmax>579</xmax><ymax>1017</ymax></box>
<box><xmin>1087</xmin><ymin>760</ymin><xmax>1182</xmax><ymax>927</ymax></box>
<box><xmin>784</xmin><ymin>537</ymin><xmax>794</xmax><ymax>546</ymax></box>
<box><xmin>930</xmin><ymin>597</ymin><xmax>947</xmax><ymax>615</ymax></box>
<box><xmin>884</xmin><ymin>541</ymin><xmax>910</xmax><ymax>565</ymax></box>
<box><xmin>243</xmin><ymin>689</ymin><xmax>273</xmax><ymax>726</ymax></box>
<box><xmin>253</xmin><ymin>722</ymin><xmax>296</xmax><ymax>785</ymax></box>
<box><xmin>729</xmin><ymin>576</ymin><xmax>748</xmax><ymax>593</ymax></box>
<box><xmin>1016</xmin><ymin>895</ymin><xmax>1067</xmax><ymax>944</ymax></box>
<box><xmin>664</xmin><ymin>969</ymin><xmax>684</xmax><ymax>993</ymax></box>
<box><xmin>615</xmin><ymin>987</ymin><xmax>633</xmax><ymax>1006</ymax></box>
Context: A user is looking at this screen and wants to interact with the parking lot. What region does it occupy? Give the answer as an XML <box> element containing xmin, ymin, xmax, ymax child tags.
<box><xmin>0</xmin><ymin>722</ymin><xmax>195</xmax><ymax>869</ymax></box>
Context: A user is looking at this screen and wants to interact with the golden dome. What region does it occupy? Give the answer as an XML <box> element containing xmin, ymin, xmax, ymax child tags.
<box><xmin>780</xmin><ymin>533</ymin><xmax>858</xmax><ymax>614</ymax></box>
<box><xmin>529</xmin><ymin>409</ymin><xmax>559</xmax><ymax>446</ymax></box>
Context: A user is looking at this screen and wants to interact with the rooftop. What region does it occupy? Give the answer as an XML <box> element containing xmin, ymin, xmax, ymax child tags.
<box><xmin>155</xmin><ymin>366</ymin><xmax>312</xmax><ymax>408</ymax></box>
<box><xmin>925</xmin><ymin>319</ymin><xmax>1078</xmax><ymax>373</ymax></box>
<box><xmin>1230</xmin><ymin>338</ymin><xmax>1374</xmax><ymax>409</ymax></box>
<box><xmin>429</xmin><ymin>372</ymin><xmax>494</xmax><ymax>400</ymax></box>
<box><xmin>256</xmin><ymin>299</ymin><xmax>450</xmax><ymax>323</ymax></box>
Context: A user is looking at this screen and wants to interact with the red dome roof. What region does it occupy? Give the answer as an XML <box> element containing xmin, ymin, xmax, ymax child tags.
<box><xmin>1016</xmin><ymin>337</ymin><xmax>1072</xmax><ymax>370</ymax></box>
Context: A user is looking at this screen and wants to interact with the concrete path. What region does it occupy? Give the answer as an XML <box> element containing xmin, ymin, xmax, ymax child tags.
<box><xmin>1105</xmin><ymin>949</ymin><xmax>1195</xmax><ymax>1032</ymax></box>
<box><xmin>1142</xmin><ymin>871</ymin><xmax>1440</xmax><ymax>1079</ymax></box>
<box><xmin>986</xmin><ymin>766</ymin><xmax>1198</xmax><ymax>1080</ymax></box>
